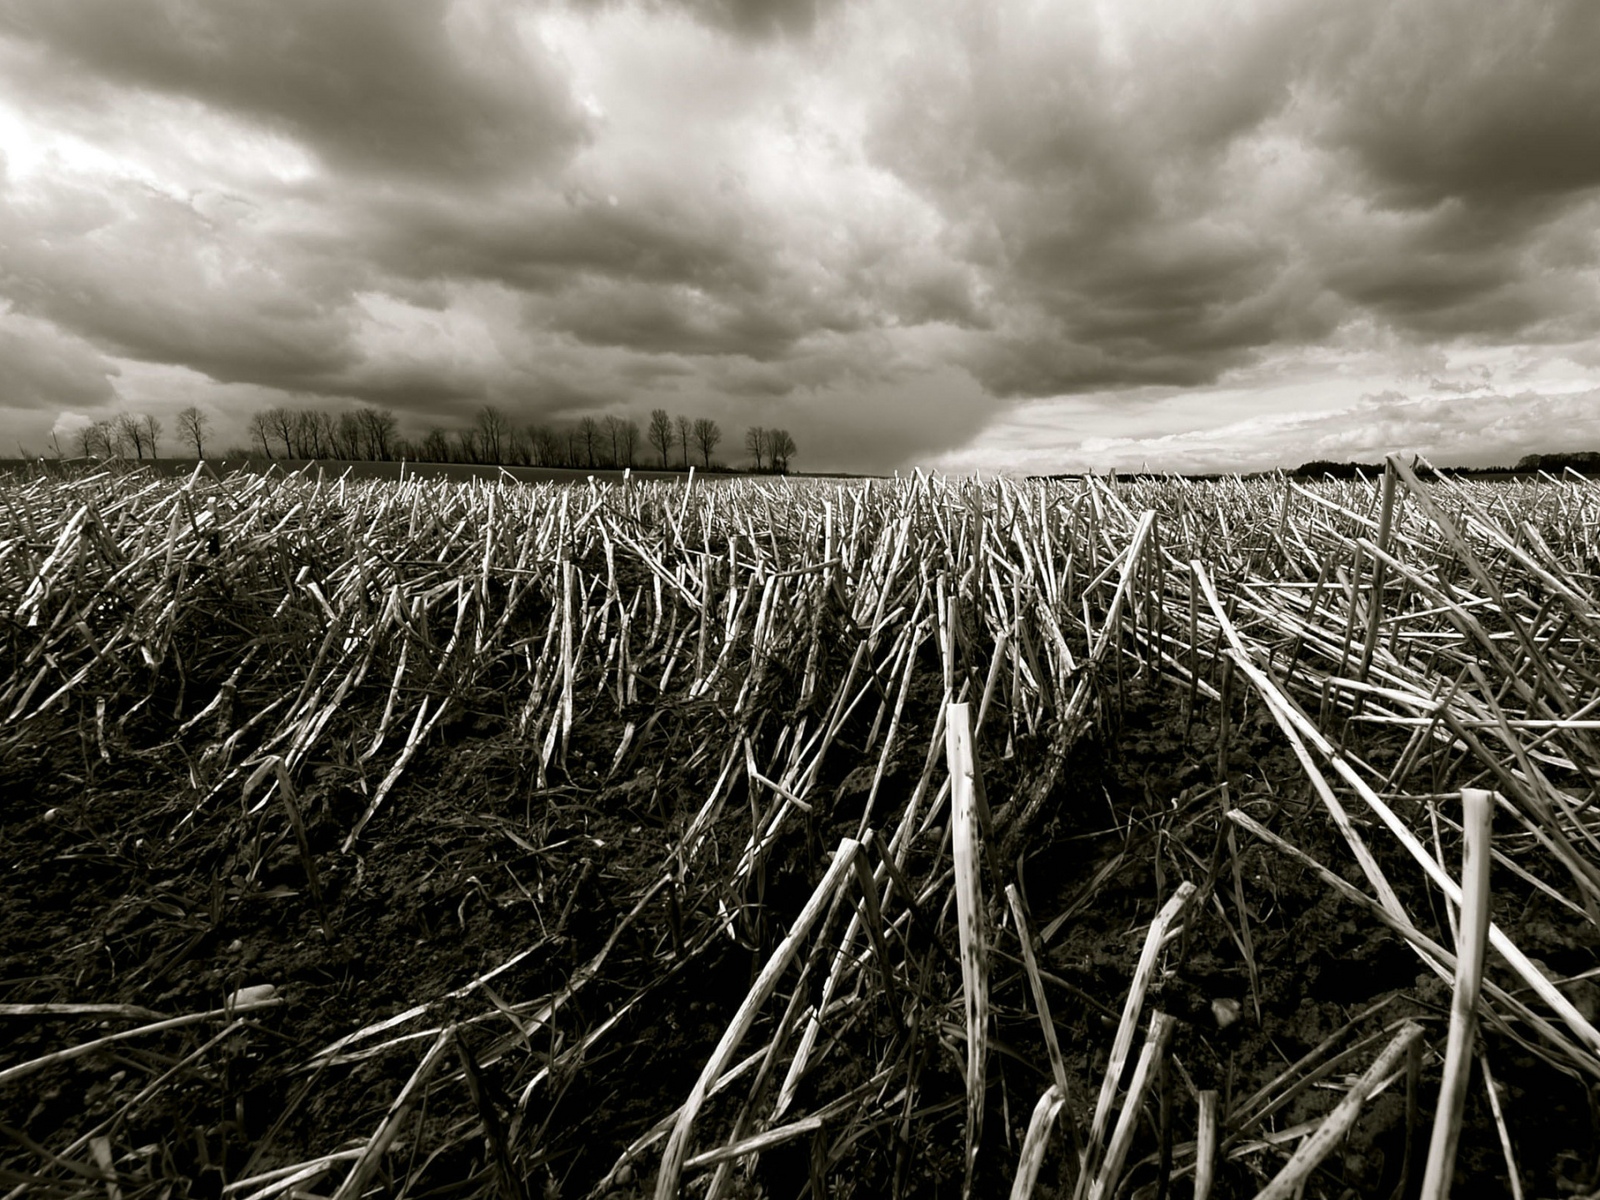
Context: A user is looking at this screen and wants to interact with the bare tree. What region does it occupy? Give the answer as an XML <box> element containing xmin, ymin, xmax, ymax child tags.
<box><xmin>619</xmin><ymin>417</ymin><xmax>641</xmax><ymax>468</ymax></box>
<box><xmin>525</xmin><ymin>424</ymin><xmax>547</xmax><ymax>466</ymax></box>
<box><xmin>419</xmin><ymin>428</ymin><xmax>450</xmax><ymax>462</ymax></box>
<box><xmin>535</xmin><ymin>426</ymin><xmax>566</xmax><ymax>467</ymax></box>
<box><xmin>648</xmin><ymin>408</ymin><xmax>674</xmax><ymax>468</ymax></box>
<box><xmin>332</xmin><ymin>412</ymin><xmax>362</xmax><ymax>459</ymax></box>
<box><xmin>454</xmin><ymin>428</ymin><xmax>479</xmax><ymax>463</ymax></box>
<box><xmin>177</xmin><ymin>405</ymin><xmax>210</xmax><ymax>458</ymax></box>
<box><xmin>76</xmin><ymin>421</ymin><xmax>112</xmax><ymax>459</ymax></box>
<box><xmin>477</xmin><ymin>405</ymin><xmax>508</xmax><ymax>464</ymax></box>
<box><xmin>692</xmin><ymin>417</ymin><xmax>722</xmax><ymax>468</ymax></box>
<box><xmin>675</xmin><ymin>414</ymin><xmax>692</xmax><ymax>468</ymax></box>
<box><xmin>248</xmin><ymin>412</ymin><xmax>273</xmax><ymax>457</ymax></box>
<box><xmin>600</xmin><ymin>415</ymin><xmax>624</xmax><ymax>468</ymax></box>
<box><xmin>316</xmin><ymin>411</ymin><xmax>340</xmax><ymax>457</ymax></box>
<box><xmin>768</xmin><ymin>428</ymin><xmax>796</xmax><ymax>473</ymax></box>
<box><xmin>116</xmin><ymin>413</ymin><xmax>147</xmax><ymax>460</ymax></box>
<box><xmin>259</xmin><ymin>406</ymin><xmax>294</xmax><ymax>457</ymax></box>
<box><xmin>140</xmin><ymin>414</ymin><xmax>163</xmax><ymax>458</ymax></box>
<box><xmin>290</xmin><ymin>411</ymin><xmax>317</xmax><ymax>457</ymax></box>
<box><xmin>744</xmin><ymin>426</ymin><xmax>767</xmax><ymax>471</ymax></box>
<box><xmin>355</xmin><ymin>406</ymin><xmax>397</xmax><ymax>460</ymax></box>
<box><xmin>578</xmin><ymin>417</ymin><xmax>601</xmax><ymax>468</ymax></box>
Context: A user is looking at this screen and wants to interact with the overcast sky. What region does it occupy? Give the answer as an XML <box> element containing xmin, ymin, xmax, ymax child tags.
<box><xmin>2</xmin><ymin>0</ymin><xmax>1598</xmax><ymax>473</ymax></box>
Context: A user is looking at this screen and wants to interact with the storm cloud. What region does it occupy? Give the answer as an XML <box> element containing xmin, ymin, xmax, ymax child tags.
<box><xmin>0</xmin><ymin>0</ymin><xmax>1595</xmax><ymax>471</ymax></box>
<box><xmin>0</xmin><ymin>0</ymin><xmax>586</xmax><ymax>181</ymax></box>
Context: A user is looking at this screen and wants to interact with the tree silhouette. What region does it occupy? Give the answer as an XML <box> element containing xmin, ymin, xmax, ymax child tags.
<box><xmin>692</xmin><ymin>418</ymin><xmax>721</xmax><ymax>468</ymax></box>
<box><xmin>177</xmin><ymin>406</ymin><xmax>209</xmax><ymax>458</ymax></box>
<box><xmin>578</xmin><ymin>417</ymin><xmax>601</xmax><ymax>468</ymax></box>
<box><xmin>259</xmin><ymin>406</ymin><xmax>292</xmax><ymax>457</ymax></box>
<box><xmin>477</xmin><ymin>406</ymin><xmax>508</xmax><ymax>463</ymax></box>
<box><xmin>533</xmin><ymin>426</ymin><xmax>563</xmax><ymax>467</ymax></box>
<box><xmin>77</xmin><ymin>420</ymin><xmax>113</xmax><ymax>459</ymax></box>
<box><xmin>333</xmin><ymin>413</ymin><xmax>362</xmax><ymax>459</ymax></box>
<box><xmin>768</xmin><ymin>429</ymin><xmax>796</xmax><ymax>473</ymax></box>
<box><xmin>675</xmin><ymin>415</ymin><xmax>692</xmax><ymax>467</ymax></box>
<box><xmin>140</xmin><ymin>414</ymin><xmax>163</xmax><ymax>458</ymax></box>
<box><xmin>619</xmin><ymin>417</ymin><xmax>641</xmax><ymax>467</ymax></box>
<box><xmin>355</xmin><ymin>406</ymin><xmax>397</xmax><ymax>460</ymax></box>
<box><xmin>648</xmin><ymin>408</ymin><xmax>674</xmax><ymax>468</ymax></box>
<box><xmin>315</xmin><ymin>411</ymin><xmax>339</xmax><ymax>457</ymax></box>
<box><xmin>116</xmin><ymin>413</ymin><xmax>147</xmax><ymax>460</ymax></box>
<box><xmin>292</xmin><ymin>411</ymin><xmax>323</xmax><ymax>457</ymax></box>
<box><xmin>744</xmin><ymin>426</ymin><xmax>766</xmax><ymax>470</ymax></box>
<box><xmin>604</xmin><ymin>415</ymin><xmax>626</xmax><ymax>467</ymax></box>
<box><xmin>248</xmin><ymin>412</ymin><xmax>272</xmax><ymax>457</ymax></box>
<box><xmin>419</xmin><ymin>428</ymin><xmax>450</xmax><ymax>462</ymax></box>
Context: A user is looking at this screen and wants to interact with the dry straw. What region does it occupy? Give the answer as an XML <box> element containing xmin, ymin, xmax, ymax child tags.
<box><xmin>5</xmin><ymin>459</ymin><xmax>1600</xmax><ymax>1197</ymax></box>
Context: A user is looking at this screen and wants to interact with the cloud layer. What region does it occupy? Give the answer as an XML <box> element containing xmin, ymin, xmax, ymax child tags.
<box><xmin>1</xmin><ymin>0</ymin><xmax>1596</xmax><ymax>470</ymax></box>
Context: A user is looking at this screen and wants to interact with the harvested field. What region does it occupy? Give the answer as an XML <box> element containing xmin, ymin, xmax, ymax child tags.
<box><xmin>3</xmin><ymin>460</ymin><xmax>1600</xmax><ymax>1199</ymax></box>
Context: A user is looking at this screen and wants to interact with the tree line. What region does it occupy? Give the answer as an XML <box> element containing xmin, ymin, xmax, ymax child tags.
<box><xmin>71</xmin><ymin>412</ymin><xmax>173</xmax><ymax>460</ymax></box>
<box><xmin>69</xmin><ymin>406</ymin><xmax>225</xmax><ymax>461</ymax></box>
<box><xmin>64</xmin><ymin>404</ymin><xmax>799</xmax><ymax>473</ymax></box>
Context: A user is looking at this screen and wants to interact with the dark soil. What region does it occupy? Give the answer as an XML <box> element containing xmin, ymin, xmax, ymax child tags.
<box><xmin>6</xmin><ymin>669</ymin><xmax>1599</xmax><ymax>1199</ymax></box>
<box><xmin>3</xmin><ymin>467</ymin><xmax>1598</xmax><ymax>1200</ymax></box>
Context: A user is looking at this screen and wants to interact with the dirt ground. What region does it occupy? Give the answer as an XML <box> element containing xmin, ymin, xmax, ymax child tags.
<box><xmin>5</xmin><ymin>666</ymin><xmax>1598</xmax><ymax>1199</ymax></box>
<box><xmin>4</xmin><ymin>465</ymin><xmax>1599</xmax><ymax>1198</ymax></box>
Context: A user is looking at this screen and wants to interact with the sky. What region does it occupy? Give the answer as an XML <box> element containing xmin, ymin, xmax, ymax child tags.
<box><xmin>1</xmin><ymin>0</ymin><xmax>1598</xmax><ymax>474</ymax></box>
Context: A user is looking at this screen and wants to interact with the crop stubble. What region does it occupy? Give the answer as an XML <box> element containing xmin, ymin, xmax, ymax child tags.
<box><xmin>3</xmin><ymin>458</ymin><xmax>1600</xmax><ymax>1198</ymax></box>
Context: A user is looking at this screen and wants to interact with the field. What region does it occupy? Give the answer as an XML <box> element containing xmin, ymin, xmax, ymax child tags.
<box><xmin>3</xmin><ymin>461</ymin><xmax>1600</xmax><ymax>1199</ymax></box>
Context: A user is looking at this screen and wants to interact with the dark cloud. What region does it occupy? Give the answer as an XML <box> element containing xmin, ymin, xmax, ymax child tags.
<box><xmin>0</xmin><ymin>0</ymin><xmax>586</xmax><ymax>182</ymax></box>
<box><xmin>1313</xmin><ymin>192</ymin><xmax>1600</xmax><ymax>344</ymax></box>
<box><xmin>862</xmin><ymin>0</ymin><xmax>1600</xmax><ymax>404</ymax></box>
<box><xmin>1315</xmin><ymin>0</ymin><xmax>1600</xmax><ymax>208</ymax></box>
<box><xmin>549</xmin><ymin>282</ymin><xmax>804</xmax><ymax>358</ymax></box>
<box><xmin>1290</xmin><ymin>1</ymin><xmax>1600</xmax><ymax>344</ymax></box>
<box><xmin>860</xmin><ymin>2</ymin><xmax>1337</xmax><ymax>399</ymax></box>
<box><xmin>0</xmin><ymin>0</ymin><xmax>1597</xmax><ymax>470</ymax></box>
<box><xmin>0</xmin><ymin>316</ymin><xmax>119</xmax><ymax>411</ymax></box>
<box><xmin>0</xmin><ymin>175</ymin><xmax>517</xmax><ymax>418</ymax></box>
<box><xmin>693</xmin><ymin>0</ymin><xmax>834</xmax><ymax>38</ymax></box>
<box><xmin>342</xmin><ymin>180</ymin><xmax>885</xmax><ymax>363</ymax></box>
<box><xmin>1</xmin><ymin>178</ymin><xmax>359</xmax><ymax>387</ymax></box>
<box><xmin>356</xmin><ymin>189</ymin><xmax>770</xmax><ymax>294</ymax></box>
<box><xmin>568</xmin><ymin>0</ymin><xmax>840</xmax><ymax>40</ymax></box>
<box><xmin>317</xmin><ymin>364</ymin><xmax>495</xmax><ymax>412</ymax></box>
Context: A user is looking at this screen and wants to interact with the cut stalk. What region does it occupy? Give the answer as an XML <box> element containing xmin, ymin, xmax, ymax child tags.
<box><xmin>1090</xmin><ymin>1011</ymin><xmax>1175</xmax><ymax>1200</ymax></box>
<box><xmin>1420</xmin><ymin>788</ymin><xmax>1494</xmax><ymax>1200</ymax></box>
<box><xmin>1076</xmin><ymin>881</ymin><xmax>1194</xmax><ymax>1200</ymax></box>
<box><xmin>654</xmin><ymin>839</ymin><xmax>861</xmax><ymax>1199</ymax></box>
<box><xmin>946</xmin><ymin>701</ymin><xmax>991</xmax><ymax>1199</ymax></box>
<box><xmin>1004</xmin><ymin>883</ymin><xmax>1070</xmax><ymax>1096</ymax></box>
<box><xmin>1193</xmin><ymin>1090</ymin><xmax>1218</xmax><ymax>1200</ymax></box>
<box><xmin>1253</xmin><ymin>1022</ymin><xmax>1424</xmax><ymax>1200</ymax></box>
<box><xmin>1010</xmin><ymin>1085</ymin><xmax>1068</xmax><ymax>1200</ymax></box>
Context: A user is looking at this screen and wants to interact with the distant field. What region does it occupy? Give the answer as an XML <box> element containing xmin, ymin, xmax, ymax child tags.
<box><xmin>1</xmin><ymin>457</ymin><xmax>721</xmax><ymax>484</ymax></box>
<box><xmin>4</xmin><ymin>462</ymin><xmax>1599</xmax><ymax>1198</ymax></box>
<box><xmin>260</xmin><ymin>458</ymin><xmax>694</xmax><ymax>484</ymax></box>
<box><xmin>0</xmin><ymin>458</ymin><xmax>876</xmax><ymax>485</ymax></box>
